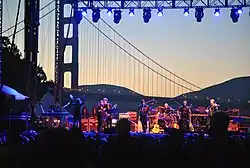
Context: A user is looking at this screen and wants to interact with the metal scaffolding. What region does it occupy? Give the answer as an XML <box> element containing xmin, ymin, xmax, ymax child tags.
<box><xmin>24</xmin><ymin>0</ymin><xmax>40</xmax><ymax>106</ymax></box>
<box><xmin>79</xmin><ymin>0</ymin><xmax>250</xmax><ymax>9</ymax></box>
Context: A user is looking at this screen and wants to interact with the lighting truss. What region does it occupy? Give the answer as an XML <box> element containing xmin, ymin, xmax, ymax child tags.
<box><xmin>79</xmin><ymin>0</ymin><xmax>250</xmax><ymax>9</ymax></box>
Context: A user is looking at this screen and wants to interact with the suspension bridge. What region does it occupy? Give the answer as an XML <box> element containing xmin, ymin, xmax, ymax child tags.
<box><xmin>1</xmin><ymin>0</ymin><xmax>249</xmax><ymax>103</ymax></box>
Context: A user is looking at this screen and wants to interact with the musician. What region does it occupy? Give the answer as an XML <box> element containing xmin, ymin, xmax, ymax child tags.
<box><xmin>103</xmin><ymin>98</ymin><xmax>113</xmax><ymax>129</ymax></box>
<box><xmin>73</xmin><ymin>98</ymin><xmax>84</xmax><ymax>130</ymax></box>
<box><xmin>139</xmin><ymin>99</ymin><xmax>149</xmax><ymax>133</ymax></box>
<box><xmin>206</xmin><ymin>99</ymin><xmax>219</xmax><ymax>128</ymax></box>
<box><xmin>96</xmin><ymin>100</ymin><xmax>104</xmax><ymax>132</ymax></box>
<box><xmin>178</xmin><ymin>100</ymin><xmax>191</xmax><ymax>131</ymax></box>
<box><xmin>163</xmin><ymin>103</ymin><xmax>174</xmax><ymax>114</ymax></box>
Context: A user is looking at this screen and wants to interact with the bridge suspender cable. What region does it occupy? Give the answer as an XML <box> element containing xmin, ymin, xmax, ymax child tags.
<box><xmin>99</xmin><ymin>17</ymin><xmax>202</xmax><ymax>90</ymax></box>
<box><xmin>83</xmin><ymin>16</ymin><xmax>195</xmax><ymax>92</ymax></box>
<box><xmin>3</xmin><ymin>0</ymin><xmax>55</xmax><ymax>35</ymax></box>
<box><xmin>10</xmin><ymin>0</ymin><xmax>22</xmax><ymax>52</ymax></box>
<box><xmin>7</xmin><ymin>8</ymin><xmax>55</xmax><ymax>38</ymax></box>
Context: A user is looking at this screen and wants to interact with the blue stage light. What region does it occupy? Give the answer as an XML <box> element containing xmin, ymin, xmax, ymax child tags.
<box><xmin>143</xmin><ymin>8</ymin><xmax>151</xmax><ymax>23</ymax></box>
<box><xmin>82</xmin><ymin>9</ymin><xmax>87</xmax><ymax>16</ymax></box>
<box><xmin>214</xmin><ymin>8</ymin><xmax>220</xmax><ymax>16</ymax></box>
<box><xmin>107</xmin><ymin>8</ymin><xmax>112</xmax><ymax>16</ymax></box>
<box><xmin>237</xmin><ymin>7</ymin><xmax>243</xmax><ymax>14</ymax></box>
<box><xmin>92</xmin><ymin>8</ymin><xmax>100</xmax><ymax>23</ymax></box>
<box><xmin>230</xmin><ymin>8</ymin><xmax>240</xmax><ymax>23</ymax></box>
<box><xmin>129</xmin><ymin>8</ymin><xmax>134</xmax><ymax>16</ymax></box>
<box><xmin>184</xmin><ymin>8</ymin><xmax>189</xmax><ymax>16</ymax></box>
<box><xmin>157</xmin><ymin>8</ymin><xmax>163</xmax><ymax>16</ymax></box>
<box><xmin>114</xmin><ymin>10</ymin><xmax>122</xmax><ymax>24</ymax></box>
<box><xmin>195</xmin><ymin>7</ymin><xmax>204</xmax><ymax>22</ymax></box>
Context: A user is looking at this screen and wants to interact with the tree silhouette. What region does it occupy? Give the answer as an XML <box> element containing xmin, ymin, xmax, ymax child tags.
<box><xmin>2</xmin><ymin>36</ymin><xmax>49</xmax><ymax>95</ymax></box>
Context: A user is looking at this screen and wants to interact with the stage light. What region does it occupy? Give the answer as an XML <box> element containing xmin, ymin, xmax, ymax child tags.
<box><xmin>113</xmin><ymin>10</ymin><xmax>122</xmax><ymax>24</ymax></box>
<box><xmin>107</xmin><ymin>8</ymin><xmax>112</xmax><ymax>16</ymax></box>
<box><xmin>75</xmin><ymin>10</ymin><xmax>83</xmax><ymax>24</ymax></box>
<box><xmin>143</xmin><ymin>8</ymin><xmax>151</xmax><ymax>23</ymax></box>
<box><xmin>92</xmin><ymin>8</ymin><xmax>100</xmax><ymax>23</ymax></box>
<box><xmin>129</xmin><ymin>8</ymin><xmax>134</xmax><ymax>16</ymax></box>
<box><xmin>214</xmin><ymin>8</ymin><xmax>220</xmax><ymax>16</ymax></box>
<box><xmin>184</xmin><ymin>8</ymin><xmax>189</xmax><ymax>16</ymax></box>
<box><xmin>82</xmin><ymin>8</ymin><xmax>87</xmax><ymax>16</ymax></box>
<box><xmin>195</xmin><ymin>7</ymin><xmax>204</xmax><ymax>22</ymax></box>
<box><xmin>157</xmin><ymin>8</ymin><xmax>163</xmax><ymax>16</ymax></box>
<box><xmin>237</xmin><ymin>7</ymin><xmax>243</xmax><ymax>14</ymax></box>
<box><xmin>230</xmin><ymin>8</ymin><xmax>240</xmax><ymax>23</ymax></box>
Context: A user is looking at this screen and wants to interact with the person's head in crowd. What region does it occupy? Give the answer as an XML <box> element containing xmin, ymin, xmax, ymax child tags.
<box><xmin>116</xmin><ymin>118</ymin><xmax>131</xmax><ymax>137</ymax></box>
<box><xmin>210</xmin><ymin>112</ymin><xmax>230</xmax><ymax>137</ymax></box>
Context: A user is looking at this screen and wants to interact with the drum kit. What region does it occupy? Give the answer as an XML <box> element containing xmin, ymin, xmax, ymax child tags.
<box><xmin>149</xmin><ymin>106</ymin><xmax>180</xmax><ymax>133</ymax></box>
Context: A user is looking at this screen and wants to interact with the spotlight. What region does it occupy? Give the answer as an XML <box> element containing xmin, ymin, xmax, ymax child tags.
<box><xmin>230</xmin><ymin>8</ymin><xmax>240</xmax><ymax>23</ymax></box>
<box><xmin>195</xmin><ymin>7</ymin><xmax>204</xmax><ymax>22</ymax></box>
<box><xmin>82</xmin><ymin>8</ymin><xmax>87</xmax><ymax>16</ymax></box>
<box><xmin>92</xmin><ymin>8</ymin><xmax>100</xmax><ymax>23</ymax></box>
<box><xmin>113</xmin><ymin>10</ymin><xmax>122</xmax><ymax>24</ymax></box>
<box><xmin>237</xmin><ymin>7</ymin><xmax>243</xmax><ymax>14</ymax></box>
<box><xmin>157</xmin><ymin>8</ymin><xmax>163</xmax><ymax>16</ymax></box>
<box><xmin>75</xmin><ymin>10</ymin><xmax>83</xmax><ymax>24</ymax></box>
<box><xmin>214</xmin><ymin>8</ymin><xmax>220</xmax><ymax>16</ymax></box>
<box><xmin>184</xmin><ymin>8</ymin><xmax>189</xmax><ymax>16</ymax></box>
<box><xmin>143</xmin><ymin>8</ymin><xmax>151</xmax><ymax>23</ymax></box>
<box><xmin>129</xmin><ymin>8</ymin><xmax>134</xmax><ymax>16</ymax></box>
<box><xmin>107</xmin><ymin>8</ymin><xmax>112</xmax><ymax>16</ymax></box>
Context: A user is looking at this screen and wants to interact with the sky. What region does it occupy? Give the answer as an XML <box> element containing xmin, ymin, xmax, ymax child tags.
<box><xmin>2</xmin><ymin>0</ymin><xmax>250</xmax><ymax>97</ymax></box>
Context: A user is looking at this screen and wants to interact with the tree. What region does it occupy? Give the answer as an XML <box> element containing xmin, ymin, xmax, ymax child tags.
<box><xmin>37</xmin><ymin>65</ymin><xmax>47</xmax><ymax>83</ymax></box>
<box><xmin>2</xmin><ymin>36</ymin><xmax>48</xmax><ymax>94</ymax></box>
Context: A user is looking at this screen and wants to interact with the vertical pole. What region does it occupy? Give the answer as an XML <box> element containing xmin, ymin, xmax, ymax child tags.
<box><xmin>0</xmin><ymin>0</ymin><xmax>3</xmax><ymax>87</ymax></box>
<box><xmin>24</xmin><ymin>0</ymin><xmax>39</xmax><ymax>111</ymax></box>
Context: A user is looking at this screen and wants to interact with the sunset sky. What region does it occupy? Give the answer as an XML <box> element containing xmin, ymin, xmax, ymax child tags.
<box><xmin>2</xmin><ymin>0</ymin><xmax>250</xmax><ymax>97</ymax></box>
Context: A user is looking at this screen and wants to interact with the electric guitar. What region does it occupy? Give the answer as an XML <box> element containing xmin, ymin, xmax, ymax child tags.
<box><xmin>104</xmin><ymin>104</ymin><xmax>117</xmax><ymax>117</ymax></box>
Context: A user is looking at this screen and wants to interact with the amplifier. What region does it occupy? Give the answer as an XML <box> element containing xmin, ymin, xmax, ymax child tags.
<box><xmin>89</xmin><ymin>118</ymin><xmax>98</xmax><ymax>132</ymax></box>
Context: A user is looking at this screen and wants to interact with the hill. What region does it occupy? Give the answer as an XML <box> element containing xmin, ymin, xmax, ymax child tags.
<box><xmin>177</xmin><ymin>76</ymin><xmax>250</xmax><ymax>102</ymax></box>
<box><xmin>64</xmin><ymin>84</ymin><xmax>143</xmax><ymax>96</ymax></box>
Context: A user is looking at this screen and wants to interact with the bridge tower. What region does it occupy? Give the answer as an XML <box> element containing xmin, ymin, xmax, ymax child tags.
<box><xmin>24</xmin><ymin>0</ymin><xmax>40</xmax><ymax>105</ymax></box>
<box><xmin>55</xmin><ymin>0</ymin><xmax>79</xmax><ymax>104</ymax></box>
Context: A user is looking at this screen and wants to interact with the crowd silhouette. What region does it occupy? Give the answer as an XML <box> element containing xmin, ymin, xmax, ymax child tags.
<box><xmin>0</xmin><ymin>112</ymin><xmax>249</xmax><ymax>168</ymax></box>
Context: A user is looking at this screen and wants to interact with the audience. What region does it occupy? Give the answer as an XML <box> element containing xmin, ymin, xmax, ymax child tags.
<box><xmin>0</xmin><ymin>114</ymin><xmax>249</xmax><ymax>168</ymax></box>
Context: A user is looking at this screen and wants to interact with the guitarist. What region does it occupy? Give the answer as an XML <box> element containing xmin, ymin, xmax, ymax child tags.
<box><xmin>139</xmin><ymin>99</ymin><xmax>149</xmax><ymax>133</ymax></box>
<box><xmin>205</xmin><ymin>99</ymin><xmax>219</xmax><ymax>129</ymax></box>
<box><xmin>96</xmin><ymin>100</ymin><xmax>104</xmax><ymax>132</ymax></box>
<box><xmin>178</xmin><ymin>100</ymin><xmax>192</xmax><ymax>131</ymax></box>
<box><xmin>103</xmin><ymin>98</ymin><xmax>113</xmax><ymax>129</ymax></box>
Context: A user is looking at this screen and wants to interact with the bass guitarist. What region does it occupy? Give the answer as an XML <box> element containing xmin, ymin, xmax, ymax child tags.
<box><xmin>103</xmin><ymin>98</ymin><xmax>113</xmax><ymax>129</ymax></box>
<box><xmin>96</xmin><ymin>100</ymin><xmax>104</xmax><ymax>132</ymax></box>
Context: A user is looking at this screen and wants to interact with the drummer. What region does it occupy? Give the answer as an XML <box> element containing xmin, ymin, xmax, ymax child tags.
<box><xmin>163</xmin><ymin>103</ymin><xmax>174</xmax><ymax>114</ymax></box>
